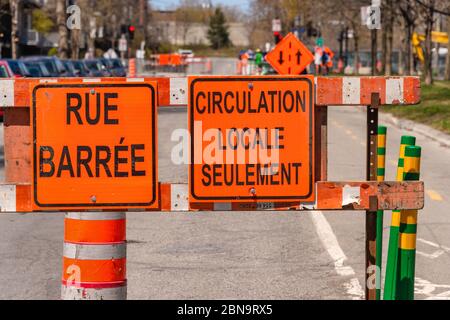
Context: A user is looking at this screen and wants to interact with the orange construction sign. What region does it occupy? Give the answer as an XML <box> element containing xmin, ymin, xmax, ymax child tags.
<box><xmin>265</xmin><ymin>32</ymin><xmax>314</xmax><ymax>75</ymax></box>
<box><xmin>32</xmin><ymin>81</ymin><xmax>158</xmax><ymax>210</ymax></box>
<box><xmin>189</xmin><ymin>76</ymin><xmax>315</xmax><ymax>203</ymax></box>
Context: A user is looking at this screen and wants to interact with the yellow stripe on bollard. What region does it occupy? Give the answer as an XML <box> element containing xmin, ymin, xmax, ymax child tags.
<box><xmin>399</xmin><ymin>233</ymin><xmax>417</xmax><ymax>250</ymax></box>
<box><xmin>376</xmin><ymin>126</ymin><xmax>387</xmax><ymax>300</ymax></box>
<box><xmin>384</xmin><ymin>135</ymin><xmax>416</xmax><ymax>300</ymax></box>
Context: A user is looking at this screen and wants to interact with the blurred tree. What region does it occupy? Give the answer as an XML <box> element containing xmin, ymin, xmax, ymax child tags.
<box><xmin>330</xmin><ymin>0</ymin><xmax>366</xmax><ymax>75</ymax></box>
<box><xmin>0</xmin><ymin>0</ymin><xmax>9</xmax><ymax>20</ymax></box>
<box><xmin>175</xmin><ymin>0</ymin><xmax>210</xmax><ymax>44</ymax></box>
<box><xmin>207</xmin><ymin>7</ymin><xmax>231</xmax><ymax>50</ymax></box>
<box><xmin>416</xmin><ymin>0</ymin><xmax>450</xmax><ymax>83</ymax></box>
<box><xmin>56</xmin><ymin>0</ymin><xmax>69</xmax><ymax>59</ymax></box>
<box><xmin>398</xmin><ymin>0</ymin><xmax>419</xmax><ymax>75</ymax></box>
<box><xmin>446</xmin><ymin>1</ymin><xmax>450</xmax><ymax>80</ymax></box>
<box><xmin>47</xmin><ymin>47</ymin><xmax>58</xmax><ymax>56</ymax></box>
<box><xmin>423</xmin><ymin>0</ymin><xmax>435</xmax><ymax>84</ymax></box>
<box><xmin>247</xmin><ymin>0</ymin><xmax>282</xmax><ymax>47</ymax></box>
<box><xmin>32</xmin><ymin>9</ymin><xmax>54</xmax><ymax>34</ymax></box>
<box><xmin>382</xmin><ymin>0</ymin><xmax>395</xmax><ymax>75</ymax></box>
<box><xmin>9</xmin><ymin>0</ymin><xmax>19</xmax><ymax>58</ymax></box>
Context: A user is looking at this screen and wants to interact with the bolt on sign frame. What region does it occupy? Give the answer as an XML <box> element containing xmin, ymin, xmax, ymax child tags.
<box><xmin>0</xmin><ymin>76</ymin><xmax>423</xmax><ymax>301</ymax></box>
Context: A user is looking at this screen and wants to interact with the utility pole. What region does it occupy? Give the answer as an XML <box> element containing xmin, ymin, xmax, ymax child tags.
<box><xmin>370</xmin><ymin>1</ymin><xmax>379</xmax><ymax>76</ymax></box>
<box><xmin>371</xmin><ymin>30</ymin><xmax>377</xmax><ymax>75</ymax></box>
<box><xmin>344</xmin><ymin>27</ymin><xmax>349</xmax><ymax>67</ymax></box>
<box><xmin>139</xmin><ymin>0</ymin><xmax>148</xmax><ymax>44</ymax></box>
<box><xmin>446</xmin><ymin>4</ymin><xmax>450</xmax><ymax>80</ymax></box>
<box><xmin>338</xmin><ymin>29</ymin><xmax>344</xmax><ymax>60</ymax></box>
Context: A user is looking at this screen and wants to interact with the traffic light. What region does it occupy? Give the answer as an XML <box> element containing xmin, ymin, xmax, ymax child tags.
<box><xmin>128</xmin><ymin>25</ymin><xmax>135</xmax><ymax>40</ymax></box>
<box><xmin>274</xmin><ymin>32</ymin><xmax>282</xmax><ymax>45</ymax></box>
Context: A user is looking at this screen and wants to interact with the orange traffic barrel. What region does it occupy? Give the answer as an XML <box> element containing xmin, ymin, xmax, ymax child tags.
<box><xmin>128</xmin><ymin>59</ymin><xmax>136</xmax><ymax>77</ymax></box>
<box><xmin>61</xmin><ymin>212</ymin><xmax>127</xmax><ymax>300</ymax></box>
<box><xmin>205</xmin><ymin>58</ymin><xmax>212</xmax><ymax>74</ymax></box>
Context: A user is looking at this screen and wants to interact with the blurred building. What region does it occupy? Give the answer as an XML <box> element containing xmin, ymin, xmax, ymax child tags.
<box><xmin>1</xmin><ymin>0</ymin><xmax>57</xmax><ymax>57</ymax></box>
<box><xmin>151</xmin><ymin>10</ymin><xmax>250</xmax><ymax>47</ymax></box>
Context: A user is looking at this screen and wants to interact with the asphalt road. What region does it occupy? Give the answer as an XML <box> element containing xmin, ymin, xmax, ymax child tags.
<box><xmin>0</xmin><ymin>105</ymin><xmax>449</xmax><ymax>300</ymax></box>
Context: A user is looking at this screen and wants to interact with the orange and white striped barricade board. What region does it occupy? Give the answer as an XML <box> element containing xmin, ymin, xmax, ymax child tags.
<box><xmin>0</xmin><ymin>76</ymin><xmax>422</xmax><ymax>212</ymax></box>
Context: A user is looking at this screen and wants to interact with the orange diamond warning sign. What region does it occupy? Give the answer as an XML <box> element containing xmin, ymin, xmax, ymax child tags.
<box><xmin>266</xmin><ymin>32</ymin><xmax>314</xmax><ymax>75</ymax></box>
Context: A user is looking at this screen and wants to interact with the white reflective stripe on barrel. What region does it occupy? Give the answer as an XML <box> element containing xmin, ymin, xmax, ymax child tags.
<box><xmin>63</xmin><ymin>243</ymin><xmax>126</xmax><ymax>260</ymax></box>
<box><xmin>61</xmin><ymin>285</ymin><xmax>127</xmax><ymax>300</ymax></box>
<box><xmin>65</xmin><ymin>212</ymin><xmax>126</xmax><ymax>221</ymax></box>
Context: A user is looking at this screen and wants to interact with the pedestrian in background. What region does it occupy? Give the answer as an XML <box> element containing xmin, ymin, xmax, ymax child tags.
<box><xmin>255</xmin><ymin>49</ymin><xmax>263</xmax><ymax>75</ymax></box>
<box><xmin>314</xmin><ymin>37</ymin><xmax>324</xmax><ymax>75</ymax></box>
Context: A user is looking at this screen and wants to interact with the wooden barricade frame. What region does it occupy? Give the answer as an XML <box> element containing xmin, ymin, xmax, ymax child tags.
<box><xmin>0</xmin><ymin>75</ymin><xmax>423</xmax><ymax>300</ymax></box>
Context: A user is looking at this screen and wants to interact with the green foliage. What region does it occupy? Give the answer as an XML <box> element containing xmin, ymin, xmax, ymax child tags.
<box><xmin>157</xmin><ymin>42</ymin><xmax>175</xmax><ymax>54</ymax></box>
<box><xmin>47</xmin><ymin>47</ymin><xmax>58</xmax><ymax>56</ymax></box>
<box><xmin>32</xmin><ymin>9</ymin><xmax>54</xmax><ymax>34</ymax></box>
<box><xmin>207</xmin><ymin>7</ymin><xmax>231</xmax><ymax>50</ymax></box>
<box><xmin>175</xmin><ymin>4</ymin><xmax>209</xmax><ymax>24</ymax></box>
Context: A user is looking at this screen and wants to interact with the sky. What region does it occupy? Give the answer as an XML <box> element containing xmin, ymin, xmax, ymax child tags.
<box><xmin>151</xmin><ymin>0</ymin><xmax>251</xmax><ymax>12</ymax></box>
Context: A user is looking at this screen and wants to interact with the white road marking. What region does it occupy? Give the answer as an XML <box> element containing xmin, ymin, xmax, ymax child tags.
<box><xmin>309</xmin><ymin>211</ymin><xmax>364</xmax><ymax>300</ymax></box>
<box><xmin>415</xmin><ymin>277</ymin><xmax>450</xmax><ymax>300</ymax></box>
<box><xmin>426</xmin><ymin>190</ymin><xmax>444</xmax><ymax>201</ymax></box>
<box><xmin>416</xmin><ymin>238</ymin><xmax>450</xmax><ymax>260</ymax></box>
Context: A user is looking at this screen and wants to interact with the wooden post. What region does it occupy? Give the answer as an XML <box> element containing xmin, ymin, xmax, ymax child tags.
<box><xmin>314</xmin><ymin>106</ymin><xmax>328</xmax><ymax>182</ymax></box>
<box><xmin>365</xmin><ymin>92</ymin><xmax>379</xmax><ymax>300</ymax></box>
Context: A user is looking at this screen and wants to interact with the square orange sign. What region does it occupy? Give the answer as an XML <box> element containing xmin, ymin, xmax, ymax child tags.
<box><xmin>189</xmin><ymin>76</ymin><xmax>315</xmax><ymax>203</ymax></box>
<box><xmin>32</xmin><ymin>81</ymin><xmax>158</xmax><ymax>210</ymax></box>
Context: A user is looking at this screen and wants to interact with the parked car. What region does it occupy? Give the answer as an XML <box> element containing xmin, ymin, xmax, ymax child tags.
<box><xmin>84</xmin><ymin>59</ymin><xmax>109</xmax><ymax>77</ymax></box>
<box><xmin>96</xmin><ymin>59</ymin><xmax>114</xmax><ymax>77</ymax></box>
<box><xmin>68</xmin><ymin>60</ymin><xmax>90</xmax><ymax>77</ymax></box>
<box><xmin>100</xmin><ymin>58</ymin><xmax>126</xmax><ymax>77</ymax></box>
<box><xmin>4</xmin><ymin>59</ymin><xmax>31</xmax><ymax>78</ymax></box>
<box><xmin>23</xmin><ymin>61</ymin><xmax>51</xmax><ymax>78</ymax></box>
<box><xmin>62</xmin><ymin>60</ymin><xmax>78</xmax><ymax>77</ymax></box>
<box><xmin>22</xmin><ymin>56</ymin><xmax>73</xmax><ymax>77</ymax></box>
<box><xmin>0</xmin><ymin>60</ymin><xmax>14</xmax><ymax>78</ymax></box>
<box><xmin>178</xmin><ymin>49</ymin><xmax>194</xmax><ymax>58</ymax></box>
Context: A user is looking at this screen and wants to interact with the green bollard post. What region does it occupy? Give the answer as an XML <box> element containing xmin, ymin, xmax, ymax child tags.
<box><xmin>376</xmin><ymin>126</ymin><xmax>387</xmax><ymax>300</ymax></box>
<box><xmin>397</xmin><ymin>146</ymin><xmax>422</xmax><ymax>300</ymax></box>
<box><xmin>383</xmin><ymin>136</ymin><xmax>416</xmax><ymax>300</ymax></box>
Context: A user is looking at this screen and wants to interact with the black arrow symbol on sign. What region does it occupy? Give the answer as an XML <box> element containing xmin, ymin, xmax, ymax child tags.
<box><xmin>278</xmin><ymin>51</ymin><xmax>284</xmax><ymax>65</ymax></box>
<box><xmin>296</xmin><ymin>50</ymin><xmax>302</xmax><ymax>65</ymax></box>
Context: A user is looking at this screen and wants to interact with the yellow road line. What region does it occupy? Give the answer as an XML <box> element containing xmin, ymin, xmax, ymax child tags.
<box><xmin>426</xmin><ymin>190</ymin><xmax>444</xmax><ymax>201</ymax></box>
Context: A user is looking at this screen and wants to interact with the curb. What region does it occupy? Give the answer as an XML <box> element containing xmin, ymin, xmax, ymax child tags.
<box><xmin>379</xmin><ymin>112</ymin><xmax>450</xmax><ymax>149</ymax></box>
